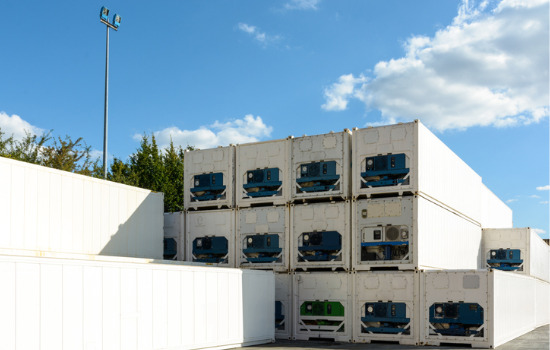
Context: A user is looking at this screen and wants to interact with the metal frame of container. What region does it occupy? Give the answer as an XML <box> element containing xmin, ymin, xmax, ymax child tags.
<box><xmin>420</xmin><ymin>270</ymin><xmax>540</xmax><ymax>348</ymax></box>
<box><xmin>236</xmin><ymin>138</ymin><xmax>291</xmax><ymax>208</ymax></box>
<box><xmin>290</xmin><ymin>201</ymin><xmax>351</xmax><ymax>271</ymax></box>
<box><xmin>293</xmin><ymin>272</ymin><xmax>352</xmax><ymax>342</ymax></box>
<box><xmin>482</xmin><ymin>228</ymin><xmax>550</xmax><ymax>282</ymax></box>
<box><xmin>353</xmin><ymin>271</ymin><xmax>420</xmax><ymax>345</ymax></box>
<box><xmin>275</xmin><ymin>272</ymin><xmax>293</xmax><ymax>339</ymax></box>
<box><xmin>0</xmin><ymin>252</ymin><xmax>274</xmax><ymax>350</ymax></box>
<box><xmin>291</xmin><ymin>130</ymin><xmax>351</xmax><ymax>202</ymax></box>
<box><xmin>185</xmin><ymin>209</ymin><xmax>236</xmax><ymax>268</ymax></box>
<box><xmin>164</xmin><ymin>211</ymin><xmax>185</xmax><ymax>261</ymax></box>
<box><xmin>351</xmin><ymin>120</ymin><xmax>512</xmax><ymax>228</ymax></box>
<box><xmin>0</xmin><ymin>156</ymin><xmax>164</xmax><ymax>259</ymax></box>
<box><xmin>237</xmin><ymin>206</ymin><xmax>290</xmax><ymax>272</ymax></box>
<box><xmin>352</xmin><ymin>195</ymin><xmax>482</xmax><ymax>271</ymax></box>
<box><xmin>184</xmin><ymin>146</ymin><xmax>235</xmax><ymax>210</ymax></box>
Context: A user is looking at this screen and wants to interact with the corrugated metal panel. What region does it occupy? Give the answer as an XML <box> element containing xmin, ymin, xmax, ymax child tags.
<box><xmin>535</xmin><ymin>279</ymin><xmax>550</xmax><ymax>327</ymax></box>
<box><xmin>275</xmin><ymin>273</ymin><xmax>293</xmax><ymax>339</ymax></box>
<box><xmin>0</xmin><ymin>253</ymin><xmax>274</xmax><ymax>350</ymax></box>
<box><xmin>236</xmin><ymin>138</ymin><xmax>290</xmax><ymax>207</ymax></box>
<box><xmin>0</xmin><ymin>156</ymin><xmax>164</xmax><ymax>259</ymax></box>
<box><xmin>480</xmin><ymin>184</ymin><xmax>513</xmax><ymax>228</ymax></box>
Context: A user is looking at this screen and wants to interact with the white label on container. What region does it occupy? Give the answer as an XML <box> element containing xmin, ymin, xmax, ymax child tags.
<box><xmin>323</xmin><ymin>136</ymin><xmax>337</xmax><ymax>149</ymax></box>
<box><xmin>255</xmin><ymin>224</ymin><xmax>268</xmax><ymax>233</ymax></box>
<box><xmin>245</xmin><ymin>212</ymin><xmax>257</xmax><ymax>224</ymax></box>
<box><xmin>299</xmin><ymin>139</ymin><xmax>312</xmax><ymax>151</ymax></box>
<box><xmin>267</xmin><ymin>210</ymin><xmax>280</xmax><ymax>223</ymax></box>
<box><xmin>463</xmin><ymin>275</ymin><xmax>480</xmax><ymax>289</ymax></box>
<box><xmin>391</xmin><ymin>276</ymin><xmax>407</xmax><ymax>289</ymax></box>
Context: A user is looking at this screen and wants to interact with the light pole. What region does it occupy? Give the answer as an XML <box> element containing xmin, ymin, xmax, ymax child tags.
<box><xmin>99</xmin><ymin>6</ymin><xmax>121</xmax><ymax>179</ymax></box>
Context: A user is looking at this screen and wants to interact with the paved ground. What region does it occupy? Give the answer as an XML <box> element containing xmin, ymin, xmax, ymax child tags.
<box><xmin>233</xmin><ymin>325</ymin><xmax>549</xmax><ymax>350</ymax></box>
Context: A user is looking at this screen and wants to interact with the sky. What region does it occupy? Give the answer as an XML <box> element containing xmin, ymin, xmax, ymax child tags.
<box><xmin>0</xmin><ymin>0</ymin><xmax>548</xmax><ymax>238</ymax></box>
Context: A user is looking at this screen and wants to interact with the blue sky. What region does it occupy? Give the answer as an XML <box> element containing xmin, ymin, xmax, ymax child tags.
<box><xmin>0</xmin><ymin>0</ymin><xmax>548</xmax><ymax>237</ymax></box>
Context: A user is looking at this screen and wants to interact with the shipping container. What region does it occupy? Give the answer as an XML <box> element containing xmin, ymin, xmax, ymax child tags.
<box><xmin>164</xmin><ymin>212</ymin><xmax>185</xmax><ymax>261</ymax></box>
<box><xmin>535</xmin><ymin>279</ymin><xmax>550</xmax><ymax>328</ymax></box>
<box><xmin>420</xmin><ymin>270</ymin><xmax>541</xmax><ymax>348</ymax></box>
<box><xmin>351</xmin><ymin>120</ymin><xmax>512</xmax><ymax>228</ymax></box>
<box><xmin>236</xmin><ymin>138</ymin><xmax>290</xmax><ymax>207</ymax></box>
<box><xmin>480</xmin><ymin>184</ymin><xmax>513</xmax><ymax>228</ymax></box>
<box><xmin>352</xmin><ymin>195</ymin><xmax>482</xmax><ymax>271</ymax></box>
<box><xmin>290</xmin><ymin>201</ymin><xmax>351</xmax><ymax>271</ymax></box>
<box><xmin>353</xmin><ymin>271</ymin><xmax>420</xmax><ymax>345</ymax></box>
<box><xmin>293</xmin><ymin>272</ymin><xmax>352</xmax><ymax>342</ymax></box>
<box><xmin>0</xmin><ymin>156</ymin><xmax>164</xmax><ymax>259</ymax></box>
<box><xmin>237</xmin><ymin>206</ymin><xmax>290</xmax><ymax>272</ymax></box>
<box><xmin>0</xmin><ymin>251</ymin><xmax>274</xmax><ymax>350</ymax></box>
<box><xmin>275</xmin><ymin>272</ymin><xmax>293</xmax><ymax>339</ymax></box>
<box><xmin>482</xmin><ymin>228</ymin><xmax>550</xmax><ymax>282</ymax></box>
<box><xmin>184</xmin><ymin>146</ymin><xmax>235</xmax><ymax>210</ymax></box>
<box><xmin>185</xmin><ymin>209</ymin><xmax>236</xmax><ymax>267</ymax></box>
<box><xmin>291</xmin><ymin>130</ymin><xmax>351</xmax><ymax>202</ymax></box>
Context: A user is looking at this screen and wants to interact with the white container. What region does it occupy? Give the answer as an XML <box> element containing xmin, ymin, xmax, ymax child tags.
<box><xmin>291</xmin><ymin>130</ymin><xmax>351</xmax><ymax>201</ymax></box>
<box><xmin>480</xmin><ymin>184</ymin><xmax>513</xmax><ymax>228</ymax></box>
<box><xmin>420</xmin><ymin>270</ymin><xmax>539</xmax><ymax>348</ymax></box>
<box><xmin>275</xmin><ymin>273</ymin><xmax>293</xmax><ymax>339</ymax></box>
<box><xmin>482</xmin><ymin>228</ymin><xmax>550</xmax><ymax>282</ymax></box>
<box><xmin>290</xmin><ymin>201</ymin><xmax>351</xmax><ymax>271</ymax></box>
<box><xmin>0</xmin><ymin>156</ymin><xmax>164</xmax><ymax>259</ymax></box>
<box><xmin>293</xmin><ymin>272</ymin><xmax>352</xmax><ymax>342</ymax></box>
<box><xmin>164</xmin><ymin>212</ymin><xmax>185</xmax><ymax>260</ymax></box>
<box><xmin>237</xmin><ymin>206</ymin><xmax>290</xmax><ymax>272</ymax></box>
<box><xmin>535</xmin><ymin>279</ymin><xmax>550</xmax><ymax>327</ymax></box>
<box><xmin>0</xmin><ymin>252</ymin><xmax>274</xmax><ymax>350</ymax></box>
<box><xmin>352</xmin><ymin>195</ymin><xmax>482</xmax><ymax>271</ymax></box>
<box><xmin>353</xmin><ymin>271</ymin><xmax>420</xmax><ymax>345</ymax></box>
<box><xmin>352</xmin><ymin>121</ymin><xmax>509</xmax><ymax>228</ymax></box>
<box><xmin>185</xmin><ymin>209</ymin><xmax>235</xmax><ymax>267</ymax></box>
<box><xmin>236</xmin><ymin>138</ymin><xmax>290</xmax><ymax>207</ymax></box>
<box><xmin>184</xmin><ymin>146</ymin><xmax>235</xmax><ymax>210</ymax></box>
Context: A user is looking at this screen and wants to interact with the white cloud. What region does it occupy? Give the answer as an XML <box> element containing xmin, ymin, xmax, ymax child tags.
<box><xmin>0</xmin><ymin>111</ymin><xmax>44</xmax><ymax>140</ymax></box>
<box><xmin>284</xmin><ymin>0</ymin><xmax>320</xmax><ymax>10</ymax></box>
<box><xmin>541</xmin><ymin>201</ymin><xmax>549</xmax><ymax>204</ymax></box>
<box><xmin>536</xmin><ymin>185</ymin><xmax>550</xmax><ymax>191</ymax></box>
<box><xmin>532</xmin><ymin>228</ymin><xmax>546</xmax><ymax>236</ymax></box>
<box><xmin>322</xmin><ymin>0</ymin><xmax>549</xmax><ymax>131</ymax></box>
<box><xmin>529</xmin><ymin>194</ymin><xmax>541</xmax><ymax>198</ymax></box>
<box><xmin>505</xmin><ymin>198</ymin><xmax>518</xmax><ymax>203</ymax></box>
<box><xmin>136</xmin><ymin>115</ymin><xmax>273</xmax><ymax>150</ymax></box>
<box><xmin>237</xmin><ymin>23</ymin><xmax>280</xmax><ymax>47</ymax></box>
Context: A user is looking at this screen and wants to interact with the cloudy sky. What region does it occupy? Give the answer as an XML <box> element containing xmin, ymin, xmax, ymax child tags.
<box><xmin>0</xmin><ymin>0</ymin><xmax>548</xmax><ymax>237</ymax></box>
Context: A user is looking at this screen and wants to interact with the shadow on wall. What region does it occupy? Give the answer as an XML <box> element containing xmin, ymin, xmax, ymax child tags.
<box><xmin>241</xmin><ymin>270</ymin><xmax>276</xmax><ymax>345</ymax></box>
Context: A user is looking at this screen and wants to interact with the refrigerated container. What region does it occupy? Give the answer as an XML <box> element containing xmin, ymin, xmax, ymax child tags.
<box><xmin>293</xmin><ymin>272</ymin><xmax>352</xmax><ymax>342</ymax></box>
<box><xmin>482</xmin><ymin>228</ymin><xmax>550</xmax><ymax>282</ymax></box>
<box><xmin>291</xmin><ymin>130</ymin><xmax>351</xmax><ymax>202</ymax></box>
<box><xmin>0</xmin><ymin>156</ymin><xmax>164</xmax><ymax>259</ymax></box>
<box><xmin>480</xmin><ymin>184</ymin><xmax>513</xmax><ymax>228</ymax></box>
<box><xmin>164</xmin><ymin>212</ymin><xmax>185</xmax><ymax>260</ymax></box>
<box><xmin>236</xmin><ymin>138</ymin><xmax>290</xmax><ymax>207</ymax></box>
<box><xmin>275</xmin><ymin>273</ymin><xmax>293</xmax><ymax>339</ymax></box>
<box><xmin>290</xmin><ymin>201</ymin><xmax>350</xmax><ymax>271</ymax></box>
<box><xmin>353</xmin><ymin>271</ymin><xmax>419</xmax><ymax>345</ymax></box>
<box><xmin>184</xmin><ymin>146</ymin><xmax>235</xmax><ymax>210</ymax></box>
<box><xmin>420</xmin><ymin>270</ymin><xmax>540</xmax><ymax>348</ymax></box>
<box><xmin>352</xmin><ymin>195</ymin><xmax>482</xmax><ymax>271</ymax></box>
<box><xmin>0</xmin><ymin>252</ymin><xmax>274</xmax><ymax>350</ymax></box>
<box><xmin>185</xmin><ymin>209</ymin><xmax>235</xmax><ymax>267</ymax></box>
<box><xmin>237</xmin><ymin>206</ymin><xmax>290</xmax><ymax>272</ymax></box>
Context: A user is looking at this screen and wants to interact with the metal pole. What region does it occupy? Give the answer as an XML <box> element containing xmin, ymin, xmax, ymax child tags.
<box><xmin>103</xmin><ymin>25</ymin><xmax>109</xmax><ymax>179</ymax></box>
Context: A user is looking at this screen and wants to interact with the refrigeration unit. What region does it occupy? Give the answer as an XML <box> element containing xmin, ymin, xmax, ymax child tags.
<box><xmin>163</xmin><ymin>212</ymin><xmax>185</xmax><ymax>260</ymax></box>
<box><xmin>293</xmin><ymin>272</ymin><xmax>352</xmax><ymax>342</ymax></box>
<box><xmin>352</xmin><ymin>196</ymin><xmax>482</xmax><ymax>271</ymax></box>
<box><xmin>290</xmin><ymin>201</ymin><xmax>350</xmax><ymax>271</ymax></box>
<box><xmin>352</xmin><ymin>120</ymin><xmax>512</xmax><ymax>229</ymax></box>
<box><xmin>237</xmin><ymin>206</ymin><xmax>289</xmax><ymax>272</ymax></box>
<box><xmin>275</xmin><ymin>273</ymin><xmax>293</xmax><ymax>339</ymax></box>
<box><xmin>236</xmin><ymin>138</ymin><xmax>290</xmax><ymax>207</ymax></box>
<box><xmin>185</xmin><ymin>209</ymin><xmax>235</xmax><ymax>267</ymax></box>
<box><xmin>482</xmin><ymin>228</ymin><xmax>550</xmax><ymax>282</ymax></box>
<box><xmin>353</xmin><ymin>271</ymin><xmax>419</xmax><ymax>345</ymax></box>
<box><xmin>420</xmin><ymin>270</ymin><xmax>541</xmax><ymax>348</ymax></box>
<box><xmin>291</xmin><ymin>130</ymin><xmax>351</xmax><ymax>202</ymax></box>
<box><xmin>184</xmin><ymin>146</ymin><xmax>235</xmax><ymax>210</ymax></box>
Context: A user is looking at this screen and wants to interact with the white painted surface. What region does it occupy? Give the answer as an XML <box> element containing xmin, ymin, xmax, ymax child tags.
<box><xmin>535</xmin><ymin>279</ymin><xmax>550</xmax><ymax>327</ymax></box>
<box><xmin>291</xmin><ymin>130</ymin><xmax>351</xmax><ymax>201</ymax></box>
<box><xmin>290</xmin><ymin>201</ymin><xmax>351</xmax><ymax>271</ymax></box>
<box><xmin>236</xmin><ymin>138</ymin><xmax>290</xmax><ymax>207</ymax></box>
<box><xmin>0</xmin><ymin>156</ymin><xmax>164</xmax><ymax>259</ymax></box>
<box><xmin>185</xmin><ymin>209</ymin><xmax>236</xmax><ymax>267</ymax></box>
<box><xmin>482</xmin><ymin>228</ymin><xmax>550</xmax><ymax>282</ymax></box>
<box><xmin>275</xmin><ymin>273</ymin><xmax>293</xmax><ymax>339</ymax></box>
<box><xmin>237</xmin><ymin>206</ymin><xmax>290</xmax><ymax>272</ymax></box>
<box><xmin>0</xmin><ymin>253</ymin><xmax>274</xmax><ymax>350</ymax></box>
<box><xmin>184</xmin><ymin>146</ymin><xmax>235</xmax><ymax>210</ymax></box>
<box><xmin>164</xmin><ymin>211</ymin><xmax>185</xmax><ymax>260</ymax></box>
<box><xmin>353</xmin><ymin>271</ymin><xmax>419</xmax><ymax>345</ymax></box>
<box><xmin>352</xmin><ymin>195</ymin><xmax>482</xmax><ymax>271</ymax></box>
<box><xmin>480</xmin><ymin>184</ymin><xmax>513</xmax><ymax>228</ymax></box>
<box><xmin>293</xmin><ymin>272</ymin><xmax>352</xmax><ymax>342</ymax></box>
